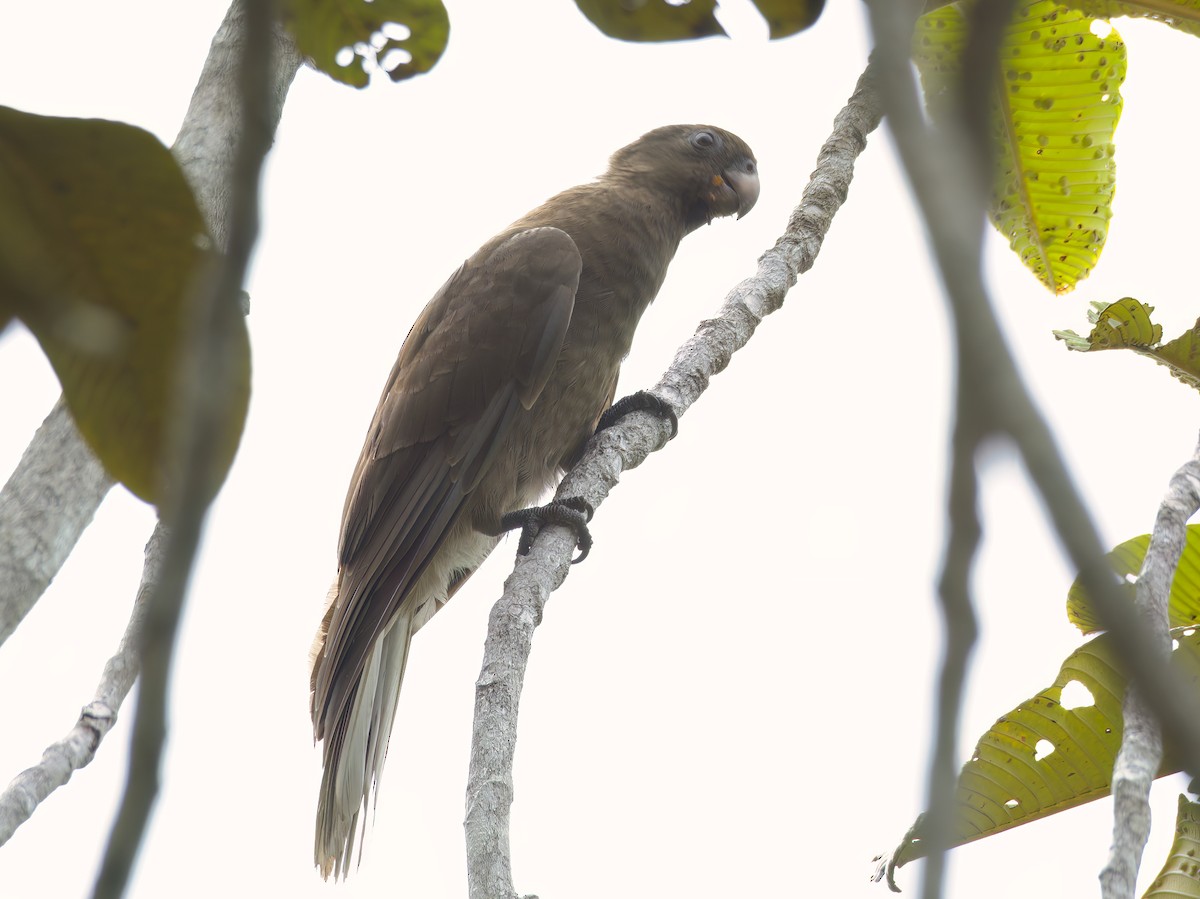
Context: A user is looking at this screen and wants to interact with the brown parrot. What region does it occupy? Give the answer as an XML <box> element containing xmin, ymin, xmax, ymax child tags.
<box><xmin>309</xmin><ymin>124</ymin><xmax>759</xmax><ymax>878</ymax></box>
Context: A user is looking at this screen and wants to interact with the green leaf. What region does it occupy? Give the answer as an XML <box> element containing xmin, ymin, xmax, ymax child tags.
<box><xmin>573</xmin><ymin>0</ymin><xmax>725</xmax><ymax>42</ymax></box>
<box><xmin>1143</xmin><ymin>795</ymin><xmax>1200</xmax><ymax>898</ymax></box>
<box><xmin>748</xmin><ymin>0</ymin><xmax>825</xmax><ymax>38</ymax></box>
<box><xmin>888</xmin><ymin>627</ymin><xmax>1200</xmax><ymax>871</ymax></box>
<box><xmin>1062</xmin><ymin>0</ymin><xmax>1200</xmax><ymax>40</ymax></box>
<box><xmin>1054</xmin><ymin>298</ymin><xmax>1200</xmax><ymax>392</ymax></box>
<box><xmin>1066</xmin><ymin>526</ymin><xmax>1200</xmax><ymax>635</ymax></box>
<box><xmin>0</xmin><ymin>106</ymin><xmax>249</xmax><ymax>505</ymax></box>
<box><xmin>913</xmin><ymin>1</ymin><xmax>1127</xmax><ymax>294</ymax></box>
<box><xmin>1054</xmin><ymin>296</ymin><xmax>1163</xmax><ymax>350</ymax></box>
<box><xmin>281</xmin><ymin>0</ymin><xmax>450</xmax><ymax>88</ymax></box>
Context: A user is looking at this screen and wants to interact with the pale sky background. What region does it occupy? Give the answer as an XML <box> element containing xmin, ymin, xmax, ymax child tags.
<box><xmin>2</xmin><ymin>2</ymin><xmax>1199</xmax><ymax>897</ymax></box>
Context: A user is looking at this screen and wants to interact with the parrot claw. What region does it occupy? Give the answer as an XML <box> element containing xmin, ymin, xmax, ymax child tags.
<box><xmin>500</xmin><ymin>498</ymin><xmax>594</xmax><ymax>563</ymax></box>
<box><xmin>595</xmin><ymin>390</ymin><xmax>679</xmax><ymax>440</ymax></box>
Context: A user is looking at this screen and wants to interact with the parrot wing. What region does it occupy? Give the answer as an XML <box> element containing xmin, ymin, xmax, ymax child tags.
<box><xmin>312</xmin><ymin>225</ymin><xmax>582</xmax><ymax>741</ymax></box>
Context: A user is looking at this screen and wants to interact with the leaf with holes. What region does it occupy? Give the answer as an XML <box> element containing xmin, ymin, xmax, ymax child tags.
<box><xmin>0</xmin><ymin>105</ymin><xmax>249</xmax><ymax>505</ymax></box>
<box><xmin>1143</xmin><ymin>794</ymin><xmax>1200</xmax><ymax>898</ymax></box>
<box><xmin>1062</xmin><ymin>0</ymin><xmax>1200</xmax><ymax>40</ymax></box>
<box><xmin>281</xmin><ymin>0</ymin><xmax>450</xmax><ymax>88</ymax></box>
<box><xmin>914</xmin><ymin>1</ymin><xmax>1126</xmax><ymax>294</ymax></box>
<box><xmin>885</xmin><ymin>627</ymin><xmax>1200</xmax><ymax>874</ymax></box>
<box><xmin>1055</xmin><ymin>298</ymin><xmax>1200</xmax><ymax>393</ymax></box>
<box><xmin>573</xmin><ymin>0</ymin><xmax>725</xmax><ymax>42</ymax></box>
<box><xmin>1066</xmin><ymin>526</ymin><xmax>1200</xmax><ymax>635</ymax></box>
<box><xmin>748</xmin><ymin>0</ymin><xmax>825</xmax><ymax>38</ymax></box>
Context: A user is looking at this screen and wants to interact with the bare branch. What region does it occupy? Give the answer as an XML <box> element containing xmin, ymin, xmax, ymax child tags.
<box><xmin>1101</xmin><ymin>437</ymin><xmax>1200</xmax><ymax>899</ymax></box>
<box><xmin>463</xmin><ymin>65</ymin><xmax>884</xmax><ymax>899</ymax></box>
<box><xmin>0</xmin><ymin>0</ymin><xmax>302</xmax><ymax>640</ymax></box>
<box><xmin>0</xmin><ymin>527</ymin><xmax>162</xmax><ymax>844</ymax></box>
<box><xmin>0</xmin><ymin>399</ymin><xmax>111</xmax><ymax>647</ymax></box>
<box><xmin>863</xmin><ymin>1</ymin><xmax>1200</xmax><ymax>894</ymax></box>
<box><xmin>89</xmin><ymin>4</ymin><xmax>301</xmax><ymax>898</ymax></box>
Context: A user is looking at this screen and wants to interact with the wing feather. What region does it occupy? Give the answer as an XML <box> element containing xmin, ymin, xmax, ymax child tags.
<box><xmin>313</xmin><ymin>226</ymin><xmax>582</xmax><ymax>738</ymax></box>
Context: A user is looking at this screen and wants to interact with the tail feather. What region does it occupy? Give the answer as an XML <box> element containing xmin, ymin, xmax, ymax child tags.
<box><xmin>314</xmin><ymin>609</ymin><xmax>415</xmax><ymax>880</ymax></box>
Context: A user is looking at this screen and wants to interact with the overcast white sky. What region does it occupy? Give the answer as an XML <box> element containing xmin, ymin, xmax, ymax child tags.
<box><xmin>2</xmin><ymin>2</ymin><xmax>1199</xmax><ymax>897</ymax></box>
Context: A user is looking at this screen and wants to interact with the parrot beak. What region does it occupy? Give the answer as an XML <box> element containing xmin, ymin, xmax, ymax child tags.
<box><xmin>724</xmin><ymin>160</ymin><xmax>760</xmax><ymax>220</ymax></box>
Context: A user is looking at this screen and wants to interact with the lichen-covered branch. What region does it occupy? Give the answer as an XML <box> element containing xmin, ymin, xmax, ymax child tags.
<box><xmin>863</xmin><ymin>2</ymin><xmax>1200</xmax><ymax>896</ymax></box>
<box><xmin>0</xmin><ymin>399</ymin><xmax>112</xmax><ymax>647</ymax></box>
<box><xmin>1101</xmin><ymin>438</ymin><xmax>1200</xmax><ymax>899</ymax></box>
<box><xmin>0</xmin><ymin>528</ymin><xmax>162</xmax><ymax>845</ymax></box>
<box><xmin>463</xmin><ymin>65</ymin><xmax>884</xmax><ymax>899</ymax></box>
<box><xmin>90</xmin><ymin>5</ymin><xmax>301</xmax><ymax>898</ymax></box>
<box><xmin>0</xmin><ymin>0</ymin><xmax>301</xmax><ymax>645</ymax></box>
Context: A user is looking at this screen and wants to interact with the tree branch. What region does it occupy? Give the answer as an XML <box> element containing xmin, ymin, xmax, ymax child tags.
<box><xmin>0</xmin><ymin>398</ymin><xmax>111</xmax><ymax>647</ymax></box>
<box><xmin>89</xmin><ymin>5</ymin><xmax>300</xmax><ymax>898</ymax></box>
<box><xmin>0</xmin><ymin>527</ymin><xmax>162</xmax><ymax>844</ymax></box>
<box><xmin>463</xmin><ymin>64</ymin><xmax>884</xmax><ymax>899</ymax></box>
<box><xmin>862</xmin><ymin>2</ymin><xmax>1200</xmax><ymax>895</ymax></box>
<box><xmin>0</xmin><ymin>0</ymin><xmax>301</xmax><ymax>643</ymax></box>
<box><xmin>1100</xmin><ymin>437</ymin><xmax>1200</xmax><ymax>899</ymax></box>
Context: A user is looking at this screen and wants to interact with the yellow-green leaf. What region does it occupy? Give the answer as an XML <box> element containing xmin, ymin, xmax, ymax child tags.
<box><xmin>1063</xmin><ymin>0</ymin><xmax>1200</xmax><ymax>40</ymax></box>
<box><xmin>1143</xmin><ymin>795</ymin><xmax>1200</xmax><ymax>899</ymax></box>
<box><xmin>888</xmin><ymin>627</ymin><xmax>1200</xmax><ymax>871</ymax></box>
<box><xmin>1066</xmin><ymin>526</ymin><xmax>1200</xmax><ymax>635</ymax></box>
<box><xmin>0</xmin><ymin>106</ymin><xmax>249</xmax><ymax>504</ymax></box>
<box><xmin>748</xmin><ymin>0</ymin><xmax>825</xmax><ymax>38</ymax></box>
<box><xmin>281</xmin><ymin>0</ymin><xmax>450</xmax><ymax>88</ymax></box>
<box><xmin>914</xmin><ymin>1</ymin><xmax>1127</xmax><ymax>294</ymax></box>
<box><xmin>1054</xmin><ymin>296</ymin><xmax>1162</xmax><ymax>350</ymax></box>
<box><xmin>1054</xmin><ymin>298</ymin><xmax>1200</xmax><ymax>392</ymax></box>
<box><xmin>573</xmin><ymin>0</ymin><xmax>725</xmax><ymax>42</ymax></box>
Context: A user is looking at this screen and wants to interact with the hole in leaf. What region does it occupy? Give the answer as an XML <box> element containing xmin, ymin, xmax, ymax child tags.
<box><xmin>381</xmin><ymin>48</ymin><xmax>412</xmax><ymax>72</ymax></box>
<box><xmin>1005</xmin><ymin>798</ymin><xmax>1020</xmax><ymax>809</ymax></box>
<box><xmin>335</xmin><ymin>46</ymin><xmax>355</xmax><ymax>67</ymax></box>
<box><xmin>1124</xmin><ymin>572</ymin><xmax>1138</xmax><ymax>584</ymax></box>
<box><xmin>1034</xmin><ymin>739</ymin><xmax>1055</xmax><ymax>761</ymax></box>
<box><xmin>381</xmin><ymin>21</ymin><xmax>411</xmax><ymax>41</ymax></box>
<box><xmin>1060</xmin><ymin>680</ymin><xmax>1095</xmax><ymax>710</ymax></box>
<box><xmin>1090</xmin><ymin>20</ymin><xmax>1113</xmax><ymax>38</ymax></box>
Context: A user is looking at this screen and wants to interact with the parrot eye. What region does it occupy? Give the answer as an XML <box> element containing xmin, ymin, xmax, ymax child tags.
<box><xmin>690</xmin><ymin>130</ymin><xmax>718</xmax><ymax>150</ymax></box>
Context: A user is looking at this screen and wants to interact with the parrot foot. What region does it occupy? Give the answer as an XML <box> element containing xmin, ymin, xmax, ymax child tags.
<box><xmin>596</xmin><ymin>390</ymin><xmax>678</xmax><ymax>439</ymax></box>
<box><xmin>500</xmin><ymin>497</ymin><xmax>594</xmax><ymax>563</ymax></box>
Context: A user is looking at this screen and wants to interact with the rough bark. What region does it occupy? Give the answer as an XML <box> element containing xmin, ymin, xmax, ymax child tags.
<box><xmin>464</xmin><ymin>65</ymin><xmax>884</xmax><ymax>899</ymax></box>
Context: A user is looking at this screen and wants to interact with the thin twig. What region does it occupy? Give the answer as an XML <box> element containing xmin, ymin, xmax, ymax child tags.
<box><xmin>90</xmin><ymin>5</ymin><xmax>300</xmax><ymax>897</ymax></box>
<box><xmin>0</xmin><ymin>0</ymin><xmax>299</xmax><ymax>858</ymax></box>
<box><xmin>864</xmin><ymin>2</ymin><xmax>1200</xmax><ymax>894</ymax></box>
<box><xmin>0</xmin><ymin>3</ymin><xmax>300</xmax><ymax>644</ymax></box>
<box><xmin>463</xmin><ymin>66</ymin><xmax>884</xmax><ymax>899</ymax></box>
<box><xmin>0</xmin><ymin>528</ymin><xmax>162</xmax><ymax>844</ymax></box>
<box><xmin>1100</xmin><ymin>437</ymin><xmax>1200</xmax><ymax>899</ymax></box>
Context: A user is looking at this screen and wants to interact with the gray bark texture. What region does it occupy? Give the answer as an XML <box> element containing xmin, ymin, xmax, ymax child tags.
<box><xmin>0</xmin><ymin>0</ymin><xmax>302</xmax><ymax>646</ymax></box>
<box><xmin>463</xmin><ymin>65</ymin><xmax>884</xmax><ymax>899</ymax></box>
<box><xmin>865</xmin><ymin>0</ymin><xmax>1200</xmax><ymax>894</ymax></box>
<box><xmin>0</xmin><ymin>527</ymin><xmax>162</xmax><ymax>846</ymax></box>
<box><xmin>1100</xmin><ymin>438</ymin><xmax>1200</xmax><ymax>899</ymax></box>
<box><xmin>0</xmin><ymin>398</ymin><xmax>111</xmax><ymax>646</ymax></box>
<box><xmin>0</xmin><ymin>0</ymin><xmax>303</xmax><ymax>878</ymax></box>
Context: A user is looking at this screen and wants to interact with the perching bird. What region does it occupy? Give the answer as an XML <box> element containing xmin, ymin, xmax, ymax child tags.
<box><xmin>310</xmin><ymin>124</ymin><xmax>759</xmax><ymax>878</ymax></box>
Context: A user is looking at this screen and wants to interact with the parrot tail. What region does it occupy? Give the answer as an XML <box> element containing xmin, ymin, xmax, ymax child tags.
<box><xmin>313</xmin><ymin>606</ymin><xmax>415</xmax><ymax>880</ymax></box>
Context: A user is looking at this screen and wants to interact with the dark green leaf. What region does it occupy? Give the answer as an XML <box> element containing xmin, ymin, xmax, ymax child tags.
<box><xmin>574</xmin><ymin>0</ymin><xmax>725</xmax><ymax>42</ymax></box>
<box><xmin>0</xmin><ymin>106</ymin><xmax>249</xmax><ymax>504</ymax></box>
<box><xmin>282</xmin><ymin>0</ymin><xmax>450</xmax><ymax>88</ymax></box>
<box><xmin>749</xmin><ymin>0</ymin><xmax>824</xmax><ymax>38</ymax></box>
